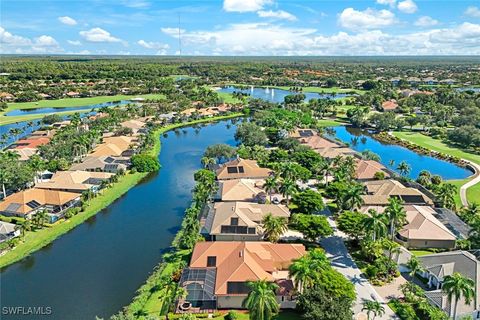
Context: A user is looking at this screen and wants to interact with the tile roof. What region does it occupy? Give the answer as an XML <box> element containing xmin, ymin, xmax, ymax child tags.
<box><xmin>69</xmin><ymin>156</ymin><xmax>128</xmax><ymax>172</ymax></box>
<box><xmin>203</xmin><ymin>202</ymin><xmax>290</xmax><ymax>236</ymax></box>
<box><xmin>189</xmin><ymin>242</ymin><xmax>305</xmax><ymax>295</ymax></box>
<box><xmin>0</xmin><ymin>188</ymin><xmax>79</xmax><ymax>215</ymax></box>
<box><xmin>298</xmin><ymin>135</ymin><xmax>339</xmax><ymax>149</ymax></box>
<box><xmin>36</xmin><ymin>171</ymin><xmax>113</xmax><ymax>192</ymax></box>
<box><xmin>218</xmin><ymin>179</ymin><xmax>265</xmax><ymax>201</ymax></box>
<box><xmin>316</xmin><ymin>147</ymin><xmax>356</xmax><ymax>159</ymax></box>
<box><xmin>215</xmin><ymin>158</ymin><xmax>272</xmax><ymax>180</ymax></box>
<box><xmin>398</xmin><ymin>205</ymin><xmax>456</xmax><ymax>241</ymax></box>
<box><xmin>382</xmin><ymin>100</ymin><xmax>398</xmax><ymax>111</ymax></box>
<box><xmin>361</xmin><ymin>179</ymin><xmax>433</xmax><ymax>206</ymax></box>
<box><xmin>90</xmin><ymin>136</ymin><xmax>135</xmax><ymax>157</ymax></box>
<box><xmin>12</xmin><ymin>137</ymin><xmax>50</xmax><ymax>149</ymax></box>
<box><xmin>355</xmin><ymin>159</ymin><xmax>390</xmax><ymax>180</ymax></box>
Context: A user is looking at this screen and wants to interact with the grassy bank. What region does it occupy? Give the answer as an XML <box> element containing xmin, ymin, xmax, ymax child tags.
<box><xmin>0</xmin><ymin>113</ymin><xmax>242</xmax><ymax>269</ymax></box>
<box><xmin>393</xmin><ymin>131</ymin><xmax>479</xmax><ymax>205</ymax></box>
<box><xmin>1</xmin><ymin>94</ymin><xmax>165</xmax><ymax>125</ymax></box>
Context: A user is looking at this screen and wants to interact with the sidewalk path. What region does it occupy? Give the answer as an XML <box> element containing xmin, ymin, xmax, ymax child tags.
<box><xmin>460</xmin><ymin>159</ymin><xmax>480</xmax><ymax>207</ymax></box>
<box><xmin>320</xmin><ymin>214</ymin><xmax>398</xmax><ymax>319</ymax></box>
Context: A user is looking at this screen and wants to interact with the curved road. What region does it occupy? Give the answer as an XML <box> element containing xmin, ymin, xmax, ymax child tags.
<box><xmin>460</xmin><ymin>159</ymin><xmax>480</xmax><ymax>207</ymax></box>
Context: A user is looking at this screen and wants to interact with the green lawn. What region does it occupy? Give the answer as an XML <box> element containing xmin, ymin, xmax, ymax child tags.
<box><xmin>1</xmin><ymin>94</ymin><xmax>165</xmax><ymax>125</ymax></box>
<box><xmin>393</xmin><ymin>131</ymin><xmax>480</xmax><ymax>205</ymax></box>
<box><xmin>217</xmin><ymin>91</ymin><xmax>242</xmax><ymax>104</ymax></box>
<box><xmin>410</xmin><ymin>249</ymin><xmax>436</xmax><ymax>257</ymax></box>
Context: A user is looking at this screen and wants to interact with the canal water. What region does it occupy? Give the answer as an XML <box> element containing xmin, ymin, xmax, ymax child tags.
<box><xmin>0</xmin><ymin>120</ymin><xmax>237</xmax><ymax>320</ymax></box>
<box><xmin>217</xmin><ymin>86</ymin><xmax>348</xmax><ymax>103</ymax></box>
<box><xmin>4</xmin><ymin>100</ymin><xmax>131</xmax><ymax>116</ymax></box>
<box><xmin>329</xmin><ymin>126</ymin><xmax>472</xmax><ymax>180</ymax></box>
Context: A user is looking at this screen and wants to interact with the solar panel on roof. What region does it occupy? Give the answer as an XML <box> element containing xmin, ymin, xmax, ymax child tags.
<box><xmin>5</xmin><ymin>203</ymin><xmax>21</xmax><ymax>213</ymax></box>
<box><xmin>26</xmin><ymin>200</ymin><xmax>42</xmax><ymax>209</ymax></box>
<box><xmin>399</xmin><ymin>195</ymin><xmax>425</xmax><ymax>203</ymax></box>
<box><xmin>227</xmin><ymin>166</ymin><xmax>238</xmax><ymax>174</ymax></box>
<box><xmin>104</xmin><ymin>157</ymin><xmax>115</xmax><ymax>163</ymax></box>
<box><xmin>299</xmin><ymin>130</ymin><xmax>314</xmax><ymax>137</ymax></box>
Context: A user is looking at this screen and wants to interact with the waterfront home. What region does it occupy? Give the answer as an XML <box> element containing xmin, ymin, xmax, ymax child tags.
<box><xmin>381</xmin><ymin>100</ymin><xmax>398</xmax><ymax>112</ymax></box>
<box><xmin>90</xmin><ymin>136</ymin><xmax>137</xmax><ymax>157</ymax></box>
<box><xmin>215</xmin><ymin>158</ymin><xmax>272</xmax><ymax>180</ymax></box>
<box><xmin>361</xmin><ymin>179</ymin><xmax>434</xmax><ymax>206</ymax></box>
<box><xmin>418</xmin><ymin>251</ymin><xmax>479</xmax><ymax>319</ymax></box>
<box><xmin>120</xmin><ymin>119</ymin><xmax>147</xmax><ymax>135</ymax></box>
<box><xmin>215</xmin><ymin>179</ymin><xmax>266</xmax><ymax>202</ymax></box>
<box><xmin>355</xmin><ymin>159</ymin><xmax>390</xmax><ymax>181</ymax></box>
<box><xmin>178</xmin><ymin>242</ymin><xmax>305</xmax><ymax>311</ymax></box>
<box><xmin>70</xmin><ymin>155</ymin><xmax>129</xmax><ymax>173</ymax></box>
<box><xmin>201</xmin><ymin>202</ymin><xmax>290</xmax><ymax>241</ymax></box>
<box><xmin>13</xmin><ymin>147</ymin><xmax>37</xmax><ymax>161</ymax></box>
<box><xmin>36</xmin><ymin>171</ymin><xmax>114</xmax><ymax>193</ymax></box>
<box><xmin>360</xmin><ymin>205</ymin><xmax>456</xmax><ymax>249</ymax></box>
<box><xmin>0</xmin><ymin>92</ymin><xmax>14</xmax><ymax>101</ymax></box>
<box><xmin>0</xmin><ymin>188</ymin><xmax>80</xmax><ymax>222</ymax></box>
<box><xmin>316</xmin><ymin>146</ymin><xmax>356</xmax><ymax>159</ymax></box>
<box><xmin>65</xmin><ymin>91</ymin><xmax>80</xmax><ymax>97</ymax></box>
<box><xmin>9</xmin><ymin>137</ymin><xmax>50</xmax><ymax>149</ymax></box>
<box><xmin>0</xmin><ymin>221</ymin><xmax>20</xmax><ymax>243</ymax></box>
<box><xmin>297</xmin><ymin>134</ymin><xmax>339</xmax><ymax>150</ymax></box>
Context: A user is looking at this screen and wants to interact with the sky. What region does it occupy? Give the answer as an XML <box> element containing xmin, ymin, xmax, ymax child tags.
<box><xmin>1</xmin><ymin>0</ymin><xmax>480</xmax><ymax>56</ymax></box>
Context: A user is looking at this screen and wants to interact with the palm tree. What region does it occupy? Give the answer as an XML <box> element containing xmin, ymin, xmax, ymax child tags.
<box><xmin>363</xmin><ymin>209</ymin><xmax>387</xmax><ymax>241</ymax></box>
<box><xmin>442</xmin><ymin>272</ymin><xmax>475</xmax><ymax>319</ymax></box>
<box><xmin>342</xmin><ymin>183</ymin><xmax>364</xmax><ymax>211</ymax></box>
<box><xmin>288</xmin><ymin>249</ymin><xmax>328</xmax><ymax>293</ymax></box>
<box><xmin>242</xmin><ymin>280</ymin><xmax>279</xmax><ymax>320</ymax></box>
<box><xmin>381</xmin><ymin>238</ymin><xmax>400</xmax><ymax>262</ymax></box>
<box><xmin>34</xmin><ymin>209</ymin><xmax>48</xmax><ymax>228</ymax></box>
<box><xmin>416</xmin><ymin>170</ymin><xmax>432</xmax><ymax>186</ymax></box>
<box><xmin>362</xmin><ymin>300</ymin><xmax>385</xmax><ymax>320</ymax></box>
<box><xmin>200</xmin><ymin>156</ymin><xmax>216</xmax><ymax>169</ymax></box>
<box><xmin>436</xmin><ymin>183</ymin><xmax>457</xmax><ymax>211</ymax></box>
<box><xmin>396</xmin><ymin>161</ymin><xmax>411</xmax><ymax>177</ymax></box>
<box><xmin>406</xmin><ymin>256</ymin><xmax>423</xmax><ymax>277</ymax></box>
<box><xmin>263</xmin><ymin>177</ymin><xmax>278</xmax><ymax>203</ymax></box>
<box><xmin>460</xmin><ymin>202</ymin><xmax>479</xmax><ymax>224</ymax></box>
<box><xmin>384</xmin><ymin>197</ymin><xmax>406</xmax><ymax>240</ymax></box>
<box><xmin>262</xmin><ymin>213</ymin><xmax>288</xmax><ymax>243</ymax></box>
<box><xmin>279</xmin><ymin>178</ymin><xmax>297</xmax><ymax>205</ymax></box>
<box><xmin>28</xmin><ymin>154</ymin><xmax>46</xmax><ymax>184</ymax></box>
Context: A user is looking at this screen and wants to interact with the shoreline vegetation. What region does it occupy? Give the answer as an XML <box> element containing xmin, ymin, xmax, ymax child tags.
<box><xmin>0</xmin><ymin>94</ymin><xmax>166</xmax><ymax>125</ymax></box>
<box><xmin>0</xmin><ymin>113</ymin><xmax>242</xmax><ymax>269</ymax></box>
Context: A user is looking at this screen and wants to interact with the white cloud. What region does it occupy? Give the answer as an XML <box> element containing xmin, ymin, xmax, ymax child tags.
<box><xmin>156</xmin><ymin>49</ymin><xmax>168</xmax><ymax>55</ymax></box>
<box><xmin>67</xmin><ymin>40</ymin><xmax>82</xmax><ymax>46</ymax></box>
<box><xmin>122</xmin><ymin>0</ymin><xmax>150</xmax><ymax>8</ymax></box>
<box><xmin>160</xmin><ymin>22</ymin><xmax>480</xmax><ymax>56</ymax></box>
<box><xmin>338</xmin><ymin>8</ymin><xmax>397</xmax><ymax>30</ymax></box>
<box><xmin>376</xmin><ymin>0</ymin><xmax>396</xmax><ymax>7</ymax></box>
<box><xmin>58</xmin><ymin>16</ymin><xmax>77</xmax><ymax>26</ymax></box>
<box><xmin>414</xmin><ymin>16</ymin><xmax>438</xmax><ymax>27</ymax></box>
<box><xmin>257</xmin><ymin>10</ymin><xmax>297</xmax><ymax>21</ymax></box>
<box><xmin>137</xmin><ymin>39</ymin><xmax>169</xmax><ymax>50</ymax></box>
<box><xmin>223</xmin><ymin>0</ymin><xmax>272</xmax><ymax>12</ymax></box>
<box><xmin>465</xmin><ymin>6</ymin><xmax>480</xmax><ymax>18</ymax></box>
<box><xmin>79</xmin><ymin>27</ymin><xmax>121</xmax><ymax>43</ymax></box>
<box><xmin>397</xmin><ymin>0</ymin><xmax>417</xmax><ymax>13</ymax></box>
<box><xmin>0</xmin><ymin>27</ymin><xmax>63</xmax><ymax>53</ymax></box>
<box><xmin>161</xmin><ymin>27</ymin><xmax>185</xmax><ymax>36</ymax></box>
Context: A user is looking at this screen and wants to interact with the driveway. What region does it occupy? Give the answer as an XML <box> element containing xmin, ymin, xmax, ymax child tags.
<box><xmin>320</xmin><ymin>214</ymin><xmax>398</xmax><ymax>319</ymax></box>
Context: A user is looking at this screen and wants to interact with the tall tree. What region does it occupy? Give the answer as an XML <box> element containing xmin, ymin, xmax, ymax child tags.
<box><xmin>384</xmin><ymin>197</ymin><xmax>406</xmax><ymax>240</ymax></box>
<box><xmin>362</xmin><ymin>300</ymin><xmax>385</xmax><ymax>320</ymax></box>
<box><xmin>262</xmin><ymin>213</ymin><xmax>288</xmax><ymax>243</ymax></box>
<box><xmin>363</xmin><ymin>209</ymin><xmax>387</xmax><ymax>241</ymax></box>
<box><xmin>442</xmin><ymin>272</ymin><xmax>475</xmax><ymax>320</ymax></box>
<box><xmin>242</xmin><ymin>280</ymin><xmax>279</xmax><ymax>320</ymax></box>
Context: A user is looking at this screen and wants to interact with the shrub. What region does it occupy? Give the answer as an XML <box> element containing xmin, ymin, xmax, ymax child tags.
<box><xmin>374</xmin><ymin>171</ymin><xmax>385</xmax><ymax>180</ymax></box>
<box><xmin>224</xmin><ymin>311</ymin><xmax>238</xmax><ymax>320</ymax></box>
<box><xmin>365</xmin><ymin>265</ymin><xmax>379</xmax><ymax>279</ymax></box>
<box><xmin>131</xmin><ymin>154</ymin><xmax>161</xmax><ymax>172</ymax></box>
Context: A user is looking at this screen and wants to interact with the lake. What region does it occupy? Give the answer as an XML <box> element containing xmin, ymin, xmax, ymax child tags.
<box><xmin>4</xmin><ymin>100</ymin><xmax>131</xmax><ymax>116</ymax></box>
<box><xmin>0</xmin><ymin>120</ymin><xmax>238</xmax><ymax>320</ymax></box>
<box><xmin>329</xmin><ymin>126</ymin><xmax>472</xmax><ymax>180</ymax></box>
<box><xmin>217</xmin><ymin>85</ymin><xmax>348</xmax><ymax>103</ymax></box>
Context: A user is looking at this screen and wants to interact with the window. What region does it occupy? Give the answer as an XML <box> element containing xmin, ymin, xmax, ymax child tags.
<box><xmin>238</xmin><ymin>166</ymin><xmax>245</xmax><ymax>173</ymax></box>
<box><xmin>230</xmin><ymin>217</ymin><xmax>239</xmax><ymax>226</ymax></box>
<box><xmin>207</xmin><ymin>256</ymin><xmax>216</xmax><ymax>267</ymax></box>
<box><xmin>227</xmin><ymin>167</ymin><xmax>238</xmax><ymax>174</ymax></box>
<box><xmin>227</xmin><ymin>282</ymin><xmax>250</xmax><ymax>294</ymax></box>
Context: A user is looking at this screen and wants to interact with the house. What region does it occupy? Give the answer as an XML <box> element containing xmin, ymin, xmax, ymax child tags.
<box><xmin>35</xmin><ymin>171</ymin><xmax>114</xmax><ymax>193</ymax></box>
<box><xmin>407</xmin><ymin>77</ymin><xmax>421</xmax><ymax>85</ymax></box>
<box><xmin>361</xmin><ymin>179</ymin><xmax>434</xmax><ymax>206</ymax></box>
<box><xmin>9</xmin><ymin>137</ymin><xmax>50</xmax><ymax>149</ymax></box>
<box><xmin>316</xmin><ymin>147</ymin><xmax>356</xmax><ymax>159</ymax></box>
<box><xmin>423</xmin><ymin>77</ymin><xmax>438</xmax><ymax>85</ymax></box>
<box><xmin>0</xmin><ymin>221</ymin><xmax>20</xmax><ymax>243</ymax></box>
<box><xmin>418</xmin><ymin>251</ymin><xmax>479</xmax><ymax>319</ymax></box>
<box><xmin>355</xmin><ymin>159</ymin><xmax>390</xmax><ymax>181</ymax></box>
<box><xmin>397</xmin><ymin>206</ymin><xmax>456</xmax><ymax>249</ymax></box>
<box><xmin>90</xmin><ymin>136</ymin><xmax>137</xmax><ymax>157</ymax></box>
<box><xmin>290</xmin><ymin>128</ymin><xmax>316</xmax><ymax>139</ymax></box>
<box><xmin>439</xmin><ymin>79</ymin><xmax>456</xmax><ymax>85</ymax></box>
<box><xmin>297</xmin><ymin>135</ymin><xmax>339</xmax><ymax>150</ymax></box>
<box><xmin>390</xmin><ymin>78</ymin><xmax>401</xmax><ymax>86</ymax></box>
<box><xmin>0</xmin><ymin>188</ymin><xmax>80</xmax><ymax>222</ymax></box>
<box><xmin>201</xmin><ymin>202</ymin><xmax>290</xmax><ymax>241</ymax></box>
<box><xmin>13</xmin><ymin>148</ymin><xmax>37</xmax><ymax>161</ymax></box>
<box><xmin>66</xmin><ymin>91</ymin><xmax>80</xmax><ymax>97</ymax></box>
<box><xmin>178</xmin><ymin>242</ymin><xmax>305</xmax><ymax>311</ymax></box>
<box><xmin>381</xmin><ymin>100</ymin><xmax>398</xmax><ymax>112</ymax></box>
<box><xmin>0</xmin><ymin>92</ymin><xmax>14</xmax><ymax>101</ymax></box>
<box><xmin>215</xmin><ymin>179</ymin><xmax>266</xmax><ymax>202</ymax></box>
<box><xmin>215</xmin><ymin>158</ymin><xmax>272</xmax><ymax>180</ymax></box>
<box><xmin>120</xmin><ymin>119</ymin><xmax>147</xmax><ymax>135</ymax></box>
<box><xmin>69</xmin><ymin>156</ymin><xmax>129</xmax><ymax>173</ymax></box>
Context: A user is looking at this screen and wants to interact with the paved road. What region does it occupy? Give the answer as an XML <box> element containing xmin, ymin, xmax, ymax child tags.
<box><xmin>320</xmin><ymin>215</ymin><xmax>398</xmax><ymax>320</ymax></box>
<box><xmin>460</xmin><ymin>159</ymin><xmax>480</xmax><ymax>207</ymax></box>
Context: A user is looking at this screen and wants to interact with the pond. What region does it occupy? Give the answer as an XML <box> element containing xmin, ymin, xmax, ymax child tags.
<box><xmin>329</xmin><ymin>126</ymin><xmax>472</xmax><ymax>180</ymax></box>
<box><xmin>0</xmin><ymin>120</ymin><xmax>238</xmax><ymax>320</ymax></box>
<box><xmin>217</xmin><ymin>85</ymin><xmax>348</xmax><ymax>103</ymax></box>
<box><xmin>4</xmin><ymin>100</ymin><xmax>131</xmax><ymax>116</ymax></box>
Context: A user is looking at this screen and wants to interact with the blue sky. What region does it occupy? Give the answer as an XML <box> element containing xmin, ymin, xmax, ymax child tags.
<box><xmin>1</xmin><ymin>0</ymin><xmax>479</xmax><ymax>55</ymax></box>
